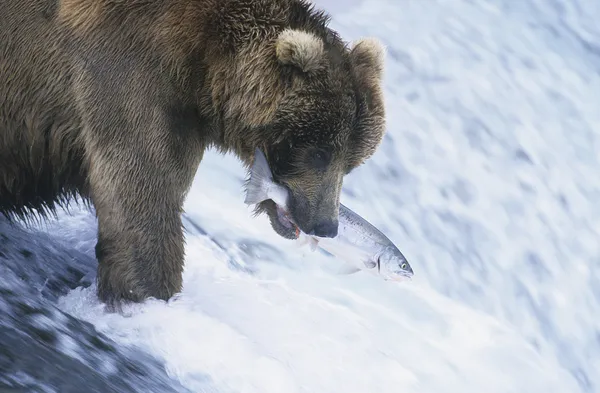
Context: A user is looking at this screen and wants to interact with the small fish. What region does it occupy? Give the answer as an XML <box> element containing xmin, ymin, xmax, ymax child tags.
<box><xmin>245</xmin><ymin>148</ymin><xmax>414</xmax><ymax>282</ymax></box>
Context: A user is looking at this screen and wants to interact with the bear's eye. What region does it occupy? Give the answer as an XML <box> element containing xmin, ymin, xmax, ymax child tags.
<box><xmin>309</xmin><ymin>148</ymin><xmax>331</xmax><ymax>170</ymax></box>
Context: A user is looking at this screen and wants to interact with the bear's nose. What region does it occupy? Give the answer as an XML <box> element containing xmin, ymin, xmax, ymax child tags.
<box><xmin>309</xmin><ymin>219</ymin><xmax>339</xmax><ymax>238</ymax></box>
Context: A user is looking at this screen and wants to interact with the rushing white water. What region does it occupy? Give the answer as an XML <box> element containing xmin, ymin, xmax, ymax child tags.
<box><xmin>4</xmin><ymin>0</ymin><xmax>598</xmax><ymax>392</ymax></box>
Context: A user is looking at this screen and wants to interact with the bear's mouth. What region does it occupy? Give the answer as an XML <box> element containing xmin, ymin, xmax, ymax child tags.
<box><xmin>259</xmin><ymin>200</ymin><xmax>300</xmax><ymax>240</ymax></box>
<box><xmin>276</xmin><ymin>205</ymin><xmax>300</xmax><ymax>236</ymax></box>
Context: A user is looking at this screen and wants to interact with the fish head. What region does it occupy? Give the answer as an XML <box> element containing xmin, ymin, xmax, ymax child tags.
<box><xmin>376</xmin><ymin>247</ymin><xmax>413</xmax><ymax>282</ymax></box>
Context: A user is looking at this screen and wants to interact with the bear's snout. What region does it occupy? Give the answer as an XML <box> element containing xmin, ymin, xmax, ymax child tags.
<box><xmin>307</xmin><ymin>219</ymin><xmax>339</xmax><ymax>238</ymax></box>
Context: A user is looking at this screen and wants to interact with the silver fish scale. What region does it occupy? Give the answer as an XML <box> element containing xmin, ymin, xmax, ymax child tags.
<box><xmin>337</xmin><ymin>204</ymin><xmax>393</xmax><ymax>250</ymax></box>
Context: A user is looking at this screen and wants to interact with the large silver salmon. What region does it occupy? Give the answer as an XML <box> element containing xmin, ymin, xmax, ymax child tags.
<box><xmin>244</xmin><ymin>148</ymin><xmax>414</xmax><ymax>282</ymax></box>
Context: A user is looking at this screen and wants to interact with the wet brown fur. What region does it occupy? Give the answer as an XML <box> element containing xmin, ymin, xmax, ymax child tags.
<box><xmin>0</xmin><ymin>0</ymin><xmax>386</xmax><ymax>307</ymax></box>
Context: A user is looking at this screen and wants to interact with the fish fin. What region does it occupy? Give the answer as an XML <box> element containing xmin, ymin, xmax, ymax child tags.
<box><xmin>336</xmin><ymin>263</ymin><xmax>361</xmax><ymax>275</ymax></box>
<box><xmin>296</xmin><ymin>233</ymin><xmax>310</xmax><ymax>247</ymax></box>
<box><xmin>244</xmin><ymin>148</ymin><xmax>274</xmax><ymax>205</ymax></box>
<box><xmin>364</xmin><ymin>260</ymin><xmax>377</xmax><ymax>269</ymax></box>
<box><xmin>296</xmin><ymin>234</ymin><xmax>319</xmax><ymax>252</ymax></box>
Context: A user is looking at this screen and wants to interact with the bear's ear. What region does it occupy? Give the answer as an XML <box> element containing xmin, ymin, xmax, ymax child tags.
<box><xmin>349</xmin><ymin>38</ymin><xmax>386</xmax><ymax>82</ymax></box>
<box><xmin>346</xmin><ymin>38</ymin><xmax>387</xmax><ymax>169</ymax></box>
<box><xmin>275</xmin><ymin>29</ymin><xmax>325</xmax><ymax>73</ymax></box>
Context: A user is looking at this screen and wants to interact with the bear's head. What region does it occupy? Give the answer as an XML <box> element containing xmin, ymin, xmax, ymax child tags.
<box><xmin>250</xmin><ymin>28</ymin><xmax>386</xmax><ymax>240</ymax></box>
<box><xmin>209</xmin><ymin>20</ymin><xmax>386</xmax><ymax>240</ymax></box>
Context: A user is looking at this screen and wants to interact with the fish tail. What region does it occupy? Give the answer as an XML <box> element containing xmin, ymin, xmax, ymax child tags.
<box><xmin>244</xmin><ymin>148</ymin><xmax>273</xmax><ymax>205</ymax></box>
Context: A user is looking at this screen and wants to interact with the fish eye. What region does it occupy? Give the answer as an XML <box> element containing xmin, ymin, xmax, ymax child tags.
<box><xmin>401</xmin><ymin>263</ymin><xmax>407</xmax><ymax>269</ymax></box>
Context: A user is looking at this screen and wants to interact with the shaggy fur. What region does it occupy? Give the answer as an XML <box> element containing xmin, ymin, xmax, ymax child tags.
<box><xmin>0</xmin><ymin>0</ymin><xmax>387</xmax><ymax>307</ymax></box>
<box><xmin>276</xmin><ymin>29</ymin><xmax>325</xmax><ymax>73</ymax></box>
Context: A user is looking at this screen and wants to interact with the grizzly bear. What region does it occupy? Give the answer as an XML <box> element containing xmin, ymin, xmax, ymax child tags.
<box><xmin>0</xmin><ymin>0</ymin><xmax>386</xmax><ymax>307</ymax></box>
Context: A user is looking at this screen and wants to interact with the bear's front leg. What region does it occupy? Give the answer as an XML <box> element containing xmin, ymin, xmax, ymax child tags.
<box><xmin>86</xmin><ymin>126</ymin><xmax>202</xmax><ymax>309</ymax></box>
<box><xmin>71</xmin><ymin>47</ymin><xmax>204</xmax><ymax>308</ymax></box>
<box><xmin>93</xmin><ymin>184</ymin><xmax>186</xmax><ymax>307</ymax></box>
